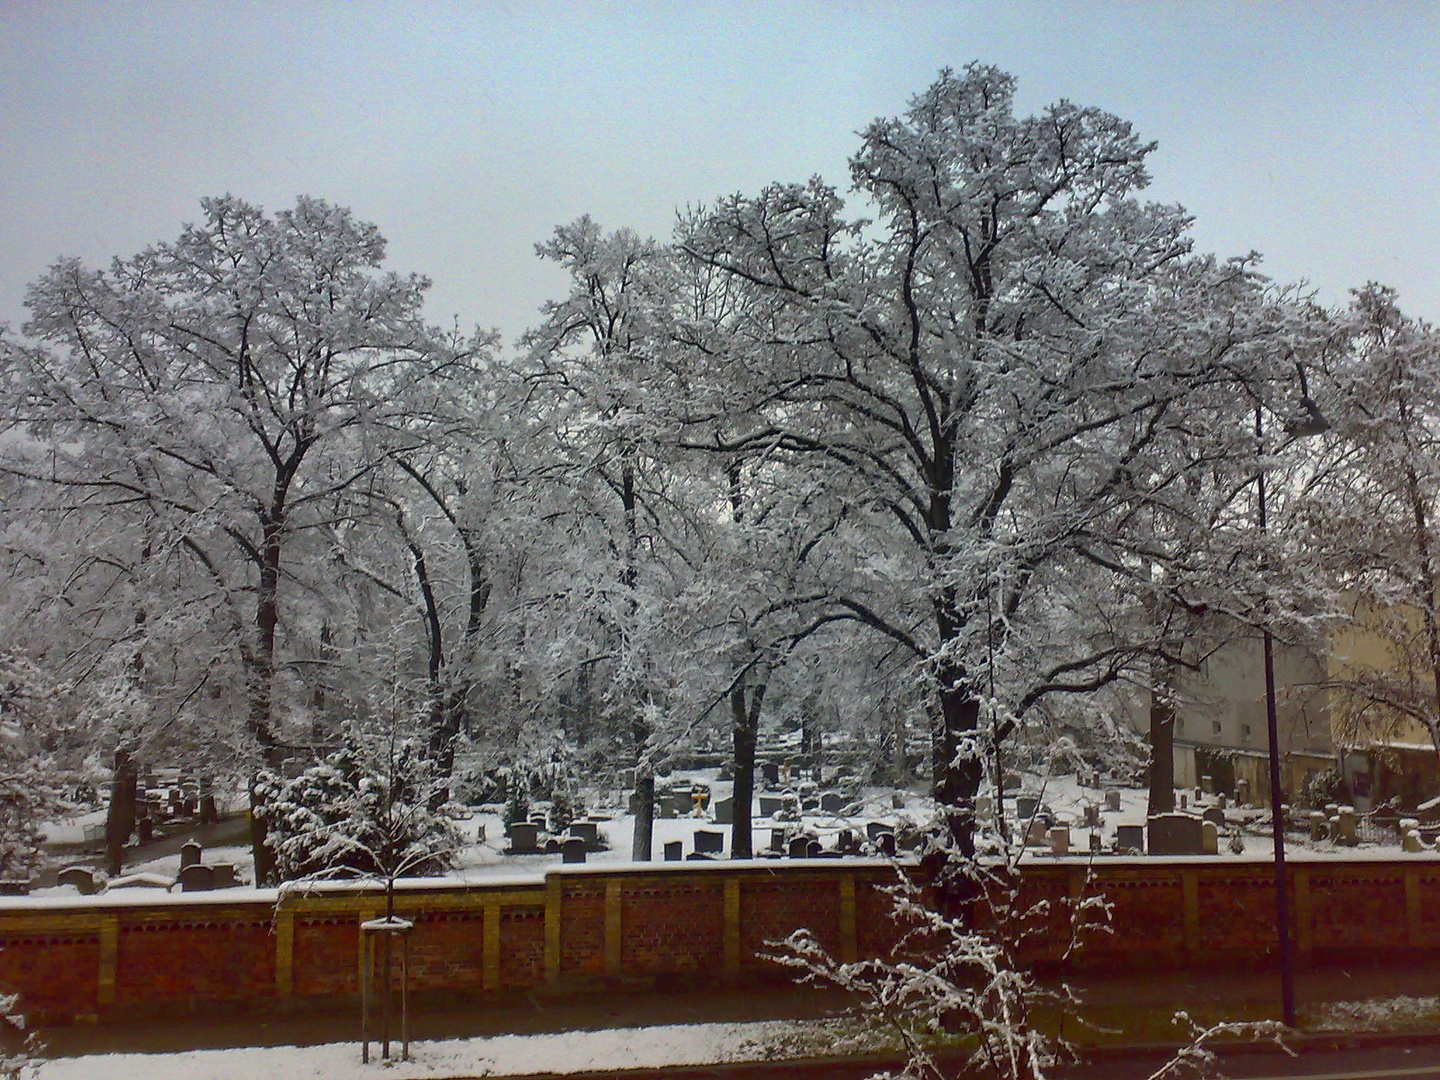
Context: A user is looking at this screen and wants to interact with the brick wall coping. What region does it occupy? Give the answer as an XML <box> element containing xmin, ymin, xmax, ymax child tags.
<box><xmin>547</xmin><ymin>857</ymin><xmax>903</xmax><ymax>878</ymax></box>
<box><xmin>1016</xmin><ymin>851</ymin><xmax>1440</xmax><ymax>867</ymax></box>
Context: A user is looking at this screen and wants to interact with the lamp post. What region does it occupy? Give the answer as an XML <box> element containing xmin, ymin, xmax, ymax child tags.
<box><xmin>1255</xmin><ymin>389</ymin><xmax>1328</xmax><ymax>1029</ymax></box>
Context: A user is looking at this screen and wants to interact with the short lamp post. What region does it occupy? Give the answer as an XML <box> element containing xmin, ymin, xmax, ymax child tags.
<box><xmin>1255</xmin><ymin>391</ymin><xmax>1328</xmax><ymax>1029</ymax></box>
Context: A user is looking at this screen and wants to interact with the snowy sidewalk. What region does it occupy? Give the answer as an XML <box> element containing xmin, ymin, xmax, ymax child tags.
<box><xmin>35</xmin><ymin>1017</ymin><xmax>858</xmax><ymax>1080</ymax></box>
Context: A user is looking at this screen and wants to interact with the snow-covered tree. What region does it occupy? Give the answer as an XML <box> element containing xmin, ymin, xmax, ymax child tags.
<box><xmin>674</xmin><ymin>64</ymin><xmax>1312</xmax><ymax>854</ymax></box>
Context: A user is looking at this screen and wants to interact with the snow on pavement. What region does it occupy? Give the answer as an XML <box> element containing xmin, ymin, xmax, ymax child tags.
<box><xmin>35</xmin><ymin>1018</ymin><xmax>846</xmax><ymax>1080</ymax></box>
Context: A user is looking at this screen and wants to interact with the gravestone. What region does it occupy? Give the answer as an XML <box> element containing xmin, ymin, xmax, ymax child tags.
<box><xmin>694</xmin><ymin>829</ymin><xmax>724</xmax><ymax>855</ymax></box>
<box><xmin>976</xmin><ymin>794</ymin><xmax>993</xmax><ymax>819</ymax></box>
<box><xmin>820</xmin><ymin>792</ymin><xmax>845</xmax><ymax>814</ymax></box>
<box><xmin>568</xmin><ymin>821</ymin><xmax>600</xmax><ymax>850</ymax></box>
<box><xmin>1215</xmin><ymin>794</ymin><xmax>1227</xmax><ymax>810</ymax></box>
<box><xmin>788</xmin><ymin>835</ymin><xmax>812</xmax><ymax>859</ymax></box>
<box><xmin>712</xmin><ymin>797</ymin><xmax>734</xmax><ymax>825</ymax></box>
<box><xmin>1200</xmin><ymin>774</ymin><xmax>1214</xmax><ymax>794</ymax></box>
<box><xmin>891</xmin><ymin>793</ymin><xmax>906</xmax><ymax>810</ymax></box>
<box><xmin>0</xmin><ymin>880</ymin><xmax>27</xmax><ymax>896</ymax></box>
<box><xmin>866</xmin><ymin>822</ymin><xmax>894</xmax><ymax>842</ymax></box>
<box><xmin>657</xmin><ymin>797</ymin><xmax>678</xmax><ymax>819</ymax></box>
<box><xmin>179</xmin><ymin>840</ymin><xmax>202</xmax><ymax>870</ymax></box>
<box><xmin>1236</xmin><ymin>778</ymin><xmax>1251</xmax><ymax>805</ymax></box>
<box><xmin>770</xmin><ymin>828</ymin><xmax>789</xmax><ymax>853</ymax></box>
<box><xmin>137</xmin><ymin>818</ymin><xmax>154</xmax><ymax>843</ymax></box>
<box><xmin>801</xmin><ymin>793</ymin><xmax>820</xmax><ymax>812</ymax></box>
<box><xmin>1088</xmin><ymin>831</ymin><xmax>1102</xmax><ymax>854</ymax></box>
<box><xmin>1115</xmin><ymin>824</ymin><xmax>1145</xmax><ymax>854</ymax></box>
<box><xmin>562</xmin><ymin>838</ymin><xmax>587</xmax><ymax>864</ymax></box>
<box><xmin>807</xmin><ymin>839</ymin><xmax>822</xmax><ymax>859</ymax></box>
<box><xmin>1082</xmin><ymin>804</ymin><xmax>1102</xmax><ymax>828</ymax></box>
<box><xmin>1048</xmin><ymin>826</ymin><xmax>1070</xmax><ymax>855</ymax></box>
<box><xmin>876</xmin><ymin>832</ymin><xmax>897</xmax><ymax>857</ymax></box>
<box><xmin>1201</xmin><ymin>820</ymin><xmax>1220</xmax><ymax>855</ymax></box>
<box><xmin>760</xmin><ymin>762</ymin><xmax>780</xmax><ymax>787</ymax></box>
<box><xmin>1002</xmin><ymin>772</ymin><xmax>1023</xmax><ymax>793</ymax></box>
<box><xmin>1104</xmin><ymin>790</ymin><xmax>1122</xmax><ymax>813</ymax></box>
<box><xmin>529</xmin><ymin>812</ymin><xmax>548</xmax><ymax>829</ymax></box>
<box><xmin>663</xmin><ymin>841</ymin><xmax>683</xmax><ymax>861</ymax></box>
<box><xmin>544</xmin><ymin>838</ymin><xmax>563</xmax><ymax>854</ymax></box>
<box><xmin>1179</xmin><ymin>794</ymin><xmax>1188</xmax><ymax>810</ymax></box>
<box><xmin>1016</xmin><ymin>796</ymin><xmax>1040</xmax><ymax>821</ymax></box>
<box><xmin>57</xmin><ymin>866</ymin><xmax>97</xmax><ymax>895</ymax></box>
<box><xmin>758</xmin><ymin>796</ymin><xmax>785</xmax><ymax>817</ymax></box>
<box><xmin>1202</xmin><ymin>806</ymin><xmax>1226</xmax><ymax>828</ymax></box>
<box><xmin>1024</xmin><ymin>819</ymin><xmax>1049</xmax><ymax>846</ymax></box>
<box><xmin>1310</xmin><ymin>811</ymin><xmax>1328</xmax><ymax>842</ymax></box>
<box><xmin>210</xmin><ymin>863</ymin><xmax>239</xmax><ymax>889</ymax></box>
<box><xmin>178</xmin><ymin>863</ymin><xmax>214</xmax><ymax>892</ymax></box>
<box><xmin>1403</xmin><ymin>820</ymin><xmax>1425</xmax><ymax>853</ymax></box>
<box><xmin>1336</xmin><ymin>806</ymin><xmax>1359</xmax><ymax>846</ymax></box>
<box><xmin>717</xmin><ymin>766</ymin><xmax>733</xmax><ymax>782</ymax></box>
<box><xmin>1147</xmin><ymin>813</ymin><xmax>1204</xmax><ymax>856</ymax></box>
<box><xmin>837</xmin><ymin>829</ymin><xmax>856</xmax><ymax>854</ymax></box>
<box><xmin>508</xmin><ymin>822</ymin><xmax>540</xmax><ymax>854</ymax></box>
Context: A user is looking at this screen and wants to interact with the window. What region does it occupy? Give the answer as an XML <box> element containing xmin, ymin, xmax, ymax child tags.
<box><xmin>1212</xmin><ymin>720</ymin><xmax>1222</xmax><ymax>736</ymax></box>
<box><xmin>1242</xmin><ymin>724</ymin><xmax>1252</xmax><ymax>741</ymax></box>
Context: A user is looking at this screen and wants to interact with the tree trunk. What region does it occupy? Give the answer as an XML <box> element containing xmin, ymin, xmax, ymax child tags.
<box><xmin>631</xmin><ymin>770</ymin><xmax>655</xmax><ymax>861</ymax></box>
<box><xmin>730</xmin><ymin>680</ymin><xmax>765</xmax><ymax>860</ymax></box>
<box><xmin>1147</xmin><ymin>663</ymin><xmax>1177</xmax><ymax>816</ymax></box>
<box><xmin>104</xmin><ymin>748</ymin><xmax>138</xmax><ymax>878</ymax></box>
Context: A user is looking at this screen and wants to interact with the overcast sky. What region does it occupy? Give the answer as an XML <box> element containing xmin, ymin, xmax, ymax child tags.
<box><xmin>2</xmin><ymin>1</ymin><xmax>1437</xmax><ymax>346</ymax></box>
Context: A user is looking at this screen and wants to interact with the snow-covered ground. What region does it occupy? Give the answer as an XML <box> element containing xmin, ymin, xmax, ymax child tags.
<box><xmin>35</xmin><ymin>1016</ymin><xmax>872</xmax><ymax>1080</ymax></box>
<box><xmin>30</xmin><ymin>769</ymin><xmax>1429</xmax><ymax>902</ymax></box>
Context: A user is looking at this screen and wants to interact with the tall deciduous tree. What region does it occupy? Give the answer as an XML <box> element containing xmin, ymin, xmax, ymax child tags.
<box><xmin>3</xmin><ymin>196</ymin><xmax>486</xmax><ymax>880</ymax></box>
<box><xmin>676</xmin><ymin>64</ymin><xmax>1301</xmax><ymax>854</ymax></box>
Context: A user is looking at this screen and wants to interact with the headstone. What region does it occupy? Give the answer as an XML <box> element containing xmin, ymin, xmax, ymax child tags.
<box><xmin>1104</xmin><ymin>790</ymin><xmax>1122</xmax><ymax>813</ymax></box>
<box><xmin>1404</xmin><ymin>825</ymin><xmax>1426</xmax><ymax>853</ymax></box>
<box><xmin>761</xmin><ymin>761</ymin><xmax>780</xmax><ymax>786</ymax></box>
<box><xmin>717</xmin><ymin>766</ymin><xmax>733</xmax><ymax>782</ymax></box>
<box><xmin>508</xmin><ymin>822</ymin><xmax>540</xmax><ymax>854</ymax></box>
<box><xmin>1336</xmin><ymin>806</ymin><xmax>1359</xmax><ymax>846</ymax></box>
<box><xmin>820</xmin><ymin>792</ymin><xmax>845</xmax><ymax>814</ymax></box>
<box><xmin>657</xmin><ymin>797</ymin><xmax>678</xmax><ymax>819</ymax></box>
<box><xmin>210</xmin><ymin>863</ymin><xmax>239</xmax><ymax>889</ymax></box>
<box><xmin>1200</xmin><ymin>774</ymin><xmax>1214</xmax><ymax>795</ymax></box>
<box><xmin>1088</xmin><ymin>831</ymin><xmax>1102</xmax><ymax>853</ymax></box>
<box><xmin>1048</xmin><ymin>826</ymin><xmax>1070</xmax><ymax>855</ymax></box>
<box><xmin>1115</xmin><ymin>824</ymin><xmax>1145</xmax><ymax>854</ymax></box>
<box><xmin>891</xmin><ymin>793</ymin><xmax>906</xmax><ymax>810</ymax></box>
<box><xmin>1147</xmin><ymin>813</ymin><xmax>1205</xmax><ymax>856</ymax></box>
<box><xmin>179</xmin><ymin>840</ymin><xmax>202</xmax><ymax>870</ymax></box>
<box><xmin>807</xmin><ymin>839</ymin><xmax>822</xmax><ymax>859</ymax></box>
<box><xmin>801</xmin><ymin>793</ymin><xmax>820</xmax><ymax>812</ymax></box>
<box><xmin>788</xmin><ymin>835</ymin><xmax>812</xmax><ymax>858</ymax></box>
<box><xmin>137</xmin><ymin>818</ymin><xmax>154</xmax><ymax>843</ymax></box>
<box><xmin>568</xmin><ymin>821</ymin><xmax>600</xmax><ymax>850</ymax></box>
<box><xmin>866</xmin><ymin>822</ymin><xmax>894</xmax><ymax>842</ymax></box>
<box><xmin>837</xmin><ymin>829</ymin><xmax>856</xmax><ymax>854</ymax></box>
<box><xmin>1201</xmin><ymin>820</ymin><xmax>1220</xmax><ymax>855</ymax></box>
<box><xmin>712</xmin><ymin>797</ymin><xmax>734</xmax><ymax>825</ymax></box>
<box><xmin>1016</xmin><ymin>795</ymin><xmax>1040</xmax><ymax>821</ymax></box>
<box><xmin>1179</xmin><ymin>794</ymin><xmax>1188</xmax><ymax>810</ymax></box>
<box><xmin>178</xmin><ymin>863</ymin><xmax>214</xmax><ymax>892</ymax></box>
<box><xmin>1024</xmin><ymin>819</ymin><xmax>1049</xmax><ymax>846</ymax></box>
<box><xmin>0</xmin><ymin>880</ymin><xmax>28</xmax><ymax>896</ymax></box>
<box><xmin>1215</xmin><ymin>794</ymin><xmax>1227</xmax><ymax>811</ymax></box>
<box><xmin>198</xmin><ymin>794</ymin><xmax>218</xmax><ymax>824</ymax></box>
<box><xmin>770</xmin><ymin>828</ymin><xmax>789</xmax><ymax>853</ymax></box>
<box><xmin>876</xmin><ymin>832</ymin><xmax>897</xmax><ymax>857</ymax></box>
<box><xmin>1236</xmin><ymin>779</ymin><xmax>1251</xmax><ymax>805</ymax></box>
<box><xmin>663</xmin><ymin>840</ymin><xmax>683</xmax><ymax>861</ymax></box>
<box><xmin>544</xmin><ymin>838</ymin><xmax>563</xmax><ymax>853</ymax></box>
<box><xmin>758</xmin><ymin>796</ymin><xmax>785</xmax><ymax>817</ymax></box>
<box><xmin>1082</xmin><ymin>804</ymin><xmax>1102</xmax><ymax>828</ymax></box>
<box><xmin>1202</xmin><ymin>806</ymin><xmax>1226</xmax><ymax>828</ymax></box>
<box><xmin>106</xmin><ymin>873</ymin><xmax>171</xmax><ymax>891</ymax></box>
<box><xmin>694</xmin><ymin>829</ymin><xmax>724</xmax><ymax>854</ymax></box>
<box><xmin>1002</xmin><ymin>772</ymin><xmax>1023</xmax><ymax>793</ymax></box>
<box><xmin>1310</xmin><ymin>811</ymin><xmax>1328</xmax><ymax>842</ymax></box>
<box><xmin>58</xmin><ymin>866</ymin><xmax>98</xmax><ymax>895</ymax></box>
<box><xmin>976</xmin><ymin>794</ymin><xmax>994</xmax><ymax>819</ymax></box>
<box><xmin>562</xmin><ymin>838</ymin><xmax>587</xmax><ymax>864</ymax></box>
<box><xmin>529</xmin><ymin>812</ymin><xmax>548</xmax><ymax>829</ymax></box>
<box><xmin>1325</xmin><ymin>803</ymin><xmax>1341</xmax><ymax>820</ymax></box>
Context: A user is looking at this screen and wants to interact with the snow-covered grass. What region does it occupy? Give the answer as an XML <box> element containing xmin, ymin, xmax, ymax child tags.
<box><xmin>29</xmin><ymin>769</ymin><xmax>1435</xmax><ymax>903</ymax></box>
<box><xmin>1311</xmin><ymin>995</ymin><xmax>1440</xmax><ymax>1032</ymax></box>
<box><xmin>34</xmin><ymin>1017</ymin><xmax>879</xmax><ymax>1080</ymax></box>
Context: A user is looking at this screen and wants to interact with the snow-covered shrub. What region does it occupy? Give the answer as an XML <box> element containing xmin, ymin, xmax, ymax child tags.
<box><xmin>258</xmin><ymin>725</ymin><xmax>458</xmax><ymax>883</ymax></box>
<box><xmin>502</xmin><ymin>789</ymin><xmax>531</xmax><ymax>830</ymax></box>
<box><xmin>548</xmin><ymin>789</ymin><xmax>579</xmax><ymax>832</ymax></box>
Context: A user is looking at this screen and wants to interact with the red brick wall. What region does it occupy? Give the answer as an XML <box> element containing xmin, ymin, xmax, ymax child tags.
<box><xmin>620</xmin><ymin>875</ymin><xmax>724</xmax><ymax>975</ymax></box>
<box><xmin>0</xmin><ymin>933</ymin><xmax>99</xmax><ymax>1022</ymax></box>
<box><xmin>5</xmin><ymin>859</ymin><xmax>1440</xmax><ymax>1026</ymax></box>
<box><xmin>739</xmin><ymin>873</ymin><xmax>841</xmax><ymax>970</ymax></box>
<box><xmin>116</xmin><ymin>916</ymin><xmax>274</xmax><ymax>1004</ymax></box>
<box><xmin>560</xmin><ymin>883</ymin><xmax>606</xmax><ymax>976</ymax></box>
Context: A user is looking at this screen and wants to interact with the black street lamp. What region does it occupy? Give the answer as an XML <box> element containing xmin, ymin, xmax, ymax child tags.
<box><xmin>1256</xmin><ymin>389</ymin><xmax>1328</xmax><ymax>1029</ymax></box>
